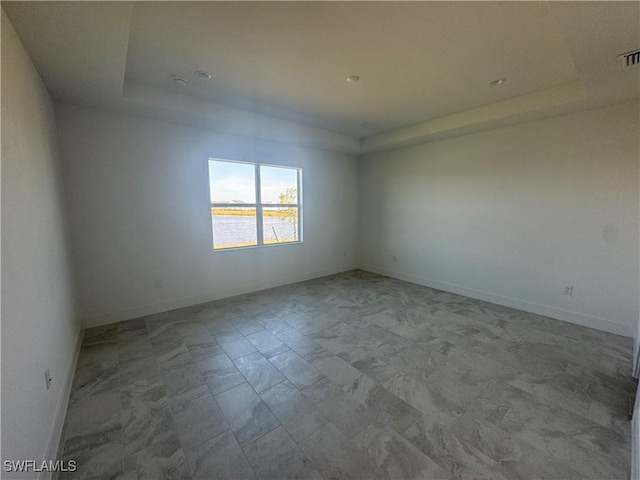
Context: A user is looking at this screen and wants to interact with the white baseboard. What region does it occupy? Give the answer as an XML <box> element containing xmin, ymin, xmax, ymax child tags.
<box><xmin>359</xmin><ymin>265</ymin><xmax>633</xmax><ymax>338</ymax></box>
<box><xmin>633</xmin><ymin>383</ymin><xmax>640</xmax><ymax>480</ymax></box>
<box><xmin>82</xmin><ymin>264</ymin><xmax>359</xmax><ymax>329</ymax></box>
<box><xmin>39</xmin><ymin>327</ymin><xmax>84</xmax><ymax>480</ymax></box>
<box><xmin>82</xmin><ymin>262</ymin><xmax>632</xmax><ymax>338</ymax></box>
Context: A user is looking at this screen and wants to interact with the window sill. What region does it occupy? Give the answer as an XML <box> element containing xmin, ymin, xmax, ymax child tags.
<box><xmin>213</xmin><ymin>240</ymin><xmax>303</xmax><ymax>252</ymax></box>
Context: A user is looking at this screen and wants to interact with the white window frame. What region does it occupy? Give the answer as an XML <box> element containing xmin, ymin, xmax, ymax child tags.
<box><xmin>209</xmin><ymin>158</ymin><xmax>303</xmax><ymax>251</ymax></box>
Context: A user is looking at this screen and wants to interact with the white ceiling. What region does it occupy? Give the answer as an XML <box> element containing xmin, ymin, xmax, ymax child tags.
<box><xmin>3</xmin><ymin>1</ymin><xmax>639</xmax><ymax>154</ymax></box>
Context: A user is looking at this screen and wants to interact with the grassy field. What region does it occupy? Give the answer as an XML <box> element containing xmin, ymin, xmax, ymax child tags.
<box><xmin>214</xmin><ymin>237</ymin><xmax>297</xmax><ymax>249</ymax></box>
<box><xmin>212</xmin><ymin>207</ymin><xmax>296</xmax><ymax>217</ymax></box>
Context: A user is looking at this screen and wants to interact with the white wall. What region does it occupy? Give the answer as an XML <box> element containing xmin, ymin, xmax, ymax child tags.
<box><xmin>55</xmin><ymin>104</ymin><xmax>359</xmax><ymax>327</ymax></box>
<box><xmin>1</xmin><ymin>10</ymin><xmax>81</xmax><ymax>477</ymax></box>
<box><xmin>358</xmin><ymin>102</ymin><xmax>639</xmax><ymax>337</ymax></box>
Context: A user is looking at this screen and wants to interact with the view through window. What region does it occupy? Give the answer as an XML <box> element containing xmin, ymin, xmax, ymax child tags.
<box><xmin>208</xmin><ymin>159</ymin><xmax>302</xmax><ymax>250</ymax></box>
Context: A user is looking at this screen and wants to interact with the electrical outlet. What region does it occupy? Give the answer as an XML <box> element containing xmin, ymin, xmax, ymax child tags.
<box><xmin>343</xmin><ymin>250</ymin><xmax>347</xmax><ymax>257</ymax></box>
<box><xmin>563</xmin><ymin>286</ymin><xmax>573</xmax><ymax>296</ymax></box>
<box><xmin>154</xmin><ymin>280</ymin><xmax>163</xmax><ymax>289</ymax></box>
<box><xmin>44</xmin><ymin>369</ymin><xmax>52</xmax><ymax>390</ymax></box>
<box><xmin>392</xmin><ymin>255</ymin><xmax>398</xmax><ymax>262</ymax></box>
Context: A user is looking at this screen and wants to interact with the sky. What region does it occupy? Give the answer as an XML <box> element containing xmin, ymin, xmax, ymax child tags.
<box><xmin>209</xmin><ymin>159</ymin><xmax>299</xmax><ymax>204</ymax></box>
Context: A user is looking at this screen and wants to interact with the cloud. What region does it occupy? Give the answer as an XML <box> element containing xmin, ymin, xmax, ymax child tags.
<box><xmin>209</xmin><ymin>160</ymin><xmax>298</xmax><ymax>204</ymax></box>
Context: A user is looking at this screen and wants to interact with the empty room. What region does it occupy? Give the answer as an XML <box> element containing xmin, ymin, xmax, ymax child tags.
<box><xmin>2</xmin><ymin>1</ymin><xmax>640</xmax><ymax>479</ymax></box>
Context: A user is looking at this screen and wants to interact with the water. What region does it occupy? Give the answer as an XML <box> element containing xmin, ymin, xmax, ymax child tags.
<box><xmin>212</xmin><ymin>215</ymin><xmax>297</xmax><ymax>247</ymax></box>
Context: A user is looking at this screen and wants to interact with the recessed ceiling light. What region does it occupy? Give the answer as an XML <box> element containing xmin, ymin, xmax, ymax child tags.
<box><xmin>194</xmin><ymin>70</ymin><xmax>212</xmax><ymax>80</ymax></box>
<box><xmin>346</xmin><ymin>75</ymin><xmax>360</xmax><ymax>83</ymax></box>
<box><xmin>174</xmin><ymin>77</ymin><xmax>187</xmax><ymax>87</ymax></box>
<box><xmin>488</xmin><ymin>78</ymin><xmax>506</xmax><ymax>86</ymax></box>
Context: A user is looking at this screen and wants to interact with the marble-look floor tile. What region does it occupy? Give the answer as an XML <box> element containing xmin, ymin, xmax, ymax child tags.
<box><xmin>344</xmin><ymin>375</ymin><xmax>422</xmax><ymax>434</ymax></box>
<box><xmin>301</xmin><ymin>376</ymin><xmax>347</xmax><ymax>404</ymax></box>
<box><xmin>256</xmin><ymin>315</ymin><xmax>295</xmax><ymax>336</ymax></box>
<box><xmin>65</xmin><ymin>390</ymin><xmax>121</xmax><ymax>440</ymax></box>
<box><xmin>442</xmin><ymin>342</ymin><xmax>518</xmax><ymax>382</ymax></box>
<box><xmin>260</xmin><ymin>381</ymin><xmax>328</xmax><ymax>442</ymax></box>
<box><xmin>303</xmin><ymin>378</ymin><xmax>376</xmax><ymax>439</ymax></box>
<box><xmin>599</xmin><ymin>354</ymin><xmax>633</xmax><ymax>380</ymax></box>
<box><xmin>175</xmin><ymin>320</ymin><xmax>213</xmax><ymax>345</ymax></box>
<box><xmin>566</xmin><ymin>361</ymin><xmax>635</xmax><ymax>408</ymax></box>
<box><xmin>242</xmin><ymin>426</ymin><xmax>322</xmax><ymax>480</ymax></box>
<box><xmin>59</xmin><ymin>270</ymin><xmax>631</xmax><ymax>480</ymax></box>
<box><xmin>455</xmin><ymin>407</ymin><xmax>585</xmax><ymax>480</ymax></box>
<box><xmin>551</xmin><ymin>405</ymin><xmax>629</xmax><ymax>465</ymax></box>
<box><xmin>83</xmin><ymin>325</ymin><xmax>118</xmax><ymax>347</ymax></box>
<box><xmin>215</xmin><ymin>331</ymin><xmax>247</xmax><ymax>343</ymax></box>
<box><xmin>123</xmin><ymin>444</ymin><xmax>190</xmax><ymax>480</ymax></box>
<box><xmin>312</xmin><ymin>331</ymin><xmax>359</xmax><ymax>357</ymax></box>
<box><xmin>118</xmin><ymin>335</ymin><xmax>155</xmax><ymax>364</ymax></box>
<box><xmin>508</xmin><ymin>370</ymin><xmax>592</xmax><ymax>418</ymax></box>
<box><xmin>155</xmin><ymin>343</ymin><xmax>192</xmax><ymax>370</ymax></box>
<box><xmin>59</xmin><ymin>427</ymin><xmax>124</xmax><ymax>480</ymax></box>
<box><xmin>202</xmin><ymin>316</ymin><xmax>239</xmax><ymax>337</ymax></box>
<box><xmin>197</xmin><ymin>353</ymin><xmax>246</xmax><ymax>396</ymax></box>
<box><xmin>509</xmin><ymin>404</ymin><xmax>629</xmax><ymax>479</ymax></box>
<box><xmin>120</xmin><ymin>385</ymin><xmax>175</xmax><ymax>456</ymax></box>
<box><xmin>277</xmin><ymin>313</ymin><xmax>320</xmax><ymax>336</ymax></box>
<box><xmin>469</xmin><ymin>339</ymin><xmax>546</xmax><ymax>379</ymax></box>
<box><xmin>424</xmin><ymin>366</ymin><xmax>486</xmax><ymax>414</ymax></box>
<box><xmin>363</xmin><ymin>324</ymin><xmax>412</xmax><ymax>351</ymax></box>
<box><xmin>157</xmin><ymin>362</ymin><xmax>208</xmax><ymax>403</ymax></box>
<box><xmin>77</xmin><ymin>342</ymin><xmax>119</xmax><ymax>369</ymax></box>
<box><xmin>383</xmin><ymin>372</ymin><xmax>440</xmax><ymax>415</ymax></box>
<box><xmin>336</xmin><ymin>345</ymin><xmax>378</xmax><ymax>364</ymax></box>
<box><xmin>186</xmin><ymin>341</ymin><xmax>223</xmax><ymax>363</ymax></box>
<box><xmin>361</xmin><ymin>309</ymin><xmax>406</xmax><ymax>332</ymax></box>
<box><xmin>215</xmin><ymin>382</ymin><xmax>280</xmax><ymax>446</ymax></box>
<box><xmin>233</xmin><ymin>352</ymin><xmax>286</xmax><ymax>393</ymax></box>
<box><xmin>119</xmin><ymin>357</ymin><xmax>161</xmax><ymax>397</ymax></box>
<box><xmin>300</xmin><ymin>423</ymin><xmax>387</xmax><ymax>480</ymax></box>
<box><xmin>70</xmin><ymin>361</ymin><xmax>119</xmax><ymax>405</ymax></box>
<box><xmin>354</xmin><ymin>422</ymin><xmax>447</xmax><ymax>479</ymax></box>
<box><xmin>137</xmin><ymin>311</ymin><xmax>169</xmax><ymax>327</ymax></box>
<box><xmin>350</xmin><ymin>356</ymin><xmax>402</xmax><ymax>384</ymax></box>
<box><xmin>402</xmin><ymin>410</ymin><xmax>516</xmax><ymax>480</ymax></box>
<box><xmin>383</xmin><ymin>344</ymin><xmax>448</xmax><ymax>382</ymax></box>
<box><xmin>269</xmin><ymin>350</ymin><xmax>325</xmax><ymax>389</ymax></box>
<box><xmin>169</xmin><ymin>392</ymin><xmax>229</xmax><ymax>449</ymax></box>
<box><xmin>464</xmin><ymin>381</ymin><xmax>549</xmax><ymax>435</ymax></box>
<box><xmin>217</xmin><ymin>333</ymin><xmax>258</xmax><ymax>359</ymax></box>
<box><xmin>308</xmin><ymin>354</ymin><xmax>362</xmax><ymax>386</ymax></box>
<box><xmin>235</xmin><ymin>319</ymin><xmax>266</xmax><ymax>336</ymax></box>
<box><xmin>116</xmin><ymin>318</ymin><xmax>147</xmax><ymax>337</ymax></box>
<box><xmin>245</xmin><ymin>330</ymin><xmax>290</xmax><ymax>358</ymax></box>
<box><xmin>331</xmin><ymin>324</ymin><xmax>388</xmax><ymax>352</ymax></box>
<box><xmin>523</xmin><ymin>339</ymin><xmax>602</xmax><ymax>371</ymax></box>
<box><xmin>185</xmin><ymin>429</ymin><xmax>256</xmax><ymax>480</ymax></box>
<box><xmin>275</xmin><ymin>328</ymin><xmax>325</xmax><ymax>358</ymax></box>
<box><xmin>588</xmin><ymin>400</ymin><xmax>631</xmax><ymax>438</ymax></box>
<box><xmin>149</xmin><ymin>328</ymin><xmax>184</xmax><ymax>358</ymax></box>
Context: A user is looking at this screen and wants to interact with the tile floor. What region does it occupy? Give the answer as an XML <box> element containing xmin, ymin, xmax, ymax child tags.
<box><xmin>57</xmin><ymin>270</ymin><xmax>635</xmax><ymax>479</ymax></box>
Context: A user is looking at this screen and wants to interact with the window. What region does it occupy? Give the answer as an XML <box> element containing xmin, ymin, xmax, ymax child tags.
<box><xmin>208</xmin><ymin>158</ymin><xmax>302</xmax><ymax>250</ymax></box>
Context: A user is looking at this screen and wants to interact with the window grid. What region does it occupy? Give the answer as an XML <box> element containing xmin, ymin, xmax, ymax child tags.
<box><xmin>209</xmin><ymin>158</ymin><xmax>302</xmax><ymax>251</ymax></box>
